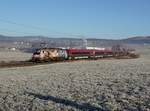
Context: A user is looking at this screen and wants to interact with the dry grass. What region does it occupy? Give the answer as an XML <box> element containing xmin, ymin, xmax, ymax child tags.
<box><xmin>0</xmin><ymin>47</ymin><xmax>150</xmax><ymax>111</ymax></box>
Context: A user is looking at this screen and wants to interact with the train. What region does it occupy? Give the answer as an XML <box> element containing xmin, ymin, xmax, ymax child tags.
<box><xmin>31</xmin><ymin>48</ymin><xmax>113</xmax><ymax>62</ymax></box>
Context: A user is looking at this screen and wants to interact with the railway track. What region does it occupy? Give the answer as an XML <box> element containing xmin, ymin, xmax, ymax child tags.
<box><xmin>0</xmin><ymin>56</ymin><xmax>138</xmax><ymax>69</ymax></box>
<box><xmin>0</xmin><ymin>61</ymin><xmax>42</xmax><ymax>68</ymax></box>
<box><xmin>0</xmin><ymin>58</ymin><xmax>114</xmax><ymax>68</ymax></box>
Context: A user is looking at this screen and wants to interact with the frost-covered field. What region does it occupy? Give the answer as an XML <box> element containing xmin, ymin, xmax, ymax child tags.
<box><xmin>0</xmin><ymin>47</ymin><xmax>150</xmax><ymax>111</ymax></box>
<box><xmin>0</xmin><ymin>51</ymin><xmax>32</xmax><ymax>62</ymax></box>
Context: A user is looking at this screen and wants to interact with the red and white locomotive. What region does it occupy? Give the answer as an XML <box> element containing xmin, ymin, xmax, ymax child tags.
<box><xmin>32</xmin><ymin>48</ymin><xmax>113</xmax><ymax>62</ymax></box>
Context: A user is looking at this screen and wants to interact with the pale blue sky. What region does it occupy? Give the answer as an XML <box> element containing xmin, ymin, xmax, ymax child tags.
<box><xmin>0</xmin><ymin>0</ymin><xmax>150</xmax><ymax>39</ymax></box>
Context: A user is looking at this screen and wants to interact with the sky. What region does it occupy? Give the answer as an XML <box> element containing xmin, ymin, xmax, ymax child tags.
<box><xmin>0</xmin><ymin>0</ymin><xmax>150</xmax><ymax>39</ymax></box>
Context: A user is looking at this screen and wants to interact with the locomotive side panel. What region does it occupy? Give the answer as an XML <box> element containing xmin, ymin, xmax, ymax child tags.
<box><xmin>57</xmin><ymin>49</ymin><xmax>68</xmax><ymax>60</ymax></box>
<box><xmin>42</xmin><ymin>48</ymin><xmax>68</xmax><ymax>61</ymax></box>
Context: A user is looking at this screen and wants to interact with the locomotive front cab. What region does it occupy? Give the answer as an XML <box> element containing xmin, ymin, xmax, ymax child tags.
<box><xmin>32</xmin><ymin>50</ymin><xmax>46</xmax><ymax>61</ymax></box>
<box><xmin>32</xmin><ymin>48</ymin><xmax>68</xmax><ymax>62</ymax></box>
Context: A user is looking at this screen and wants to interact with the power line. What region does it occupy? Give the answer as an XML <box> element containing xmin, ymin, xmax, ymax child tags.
<box><xmin>0</xmin><ymin>28</ymin><xmax>39</xmax><ymax>36</ymax></box>
<box><xmin>0</xmin><ymin>17</ymin><xmax>50</xmax><ymax>31</ymax></box>
<box><xmin>0</xmin><ymin>17</ymin><xmax>83</xmax><ymax>37</ymax></box>
<box><xmin>0</xmin><ymin>27</ymin><xmax>85</xmax><ymax>38</ymax></box>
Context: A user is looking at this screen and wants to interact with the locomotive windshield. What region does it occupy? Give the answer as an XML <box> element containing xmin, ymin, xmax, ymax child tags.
<box><xmin>33</xmin><ymin>51</ymin><xmax>40</xmax><ymax>55</ymax></box>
